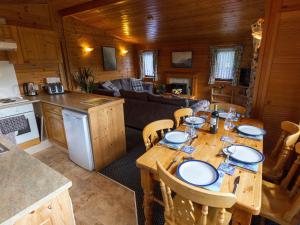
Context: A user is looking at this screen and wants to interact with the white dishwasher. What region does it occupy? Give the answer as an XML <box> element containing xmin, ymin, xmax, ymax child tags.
<box><xmin>62</xmin><ymin>109</ymin><xmax>94</xmax><ymax>171</ymax></box>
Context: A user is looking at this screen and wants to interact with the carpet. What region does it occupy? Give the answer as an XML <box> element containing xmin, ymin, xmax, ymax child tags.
<box><xmin>99</xmin><ymin>127</ymin><xmax>278</xmax><ymax>225</ymax></box>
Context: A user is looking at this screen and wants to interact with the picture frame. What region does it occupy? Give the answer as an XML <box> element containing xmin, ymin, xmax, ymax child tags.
<box><xmin>102</xmin><ymin>46</ymin><xmax>117</xmax><ymax>71</ymax></box>
<box><xmin>171</xmin><ymin>51</ymin><xmax>192</xmax><ymax>68</ymax></box>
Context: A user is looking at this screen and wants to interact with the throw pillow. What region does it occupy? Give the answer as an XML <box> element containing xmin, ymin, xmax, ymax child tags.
<box><xmin>191</xmin><ymin>100</ymin><xmax>210</xmax><ymax>112</ymax></box>
<box><xmin>131</xmin><ymin>78</ymin><xmax>144</xmax><ymax>92</ymax></box>
<box><xmin>102</xmin><ymin>80</ymin><xmax>120</xmax><ymax>96</ymax></box>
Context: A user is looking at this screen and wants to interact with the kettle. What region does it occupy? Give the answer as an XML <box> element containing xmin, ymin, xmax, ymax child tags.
<box><xmin>23</xmin><ymin>82</ymin><xmax>38</xmax><ymax>96</ymax></box>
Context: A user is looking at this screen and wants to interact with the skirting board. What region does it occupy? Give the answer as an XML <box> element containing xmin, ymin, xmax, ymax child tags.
<box><xmin>24</xmin><ymin>140</ymin><xmax>53</xmax><ymax>155</ymax></box>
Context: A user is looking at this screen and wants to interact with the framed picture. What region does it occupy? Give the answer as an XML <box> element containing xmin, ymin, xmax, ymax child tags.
<box><xmin>102</xmin><ymin>46</ymin><xmax>117</xmax><ymax>71</ymax></box>
<box><xmin>171</xmin><ymin>51</ymin><xmax>192</xmax><ymax>68</ymax></box>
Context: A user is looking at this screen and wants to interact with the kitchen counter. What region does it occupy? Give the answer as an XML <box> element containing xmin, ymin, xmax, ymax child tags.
<box><xmin>25</xmin><ymin>91</ymin><xmax>124</xmax><ymax>113</ymax></box>
<box><xmin>0</xmin><ymin>137</ymin><xmax>72</xmax><ymax>225</ymax></box>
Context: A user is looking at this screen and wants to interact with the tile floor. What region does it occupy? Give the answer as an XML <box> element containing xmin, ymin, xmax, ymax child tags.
<box><xmin>34</xmin><ymin>147</ymin><xmax>137</xmax><ymax>225</ymax></box>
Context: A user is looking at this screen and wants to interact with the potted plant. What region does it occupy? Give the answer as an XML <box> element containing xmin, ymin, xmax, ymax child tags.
<box><xmin>73</xmin><ymin>67</ymin><xmax>95</xmax><ymax>93</ymax></box>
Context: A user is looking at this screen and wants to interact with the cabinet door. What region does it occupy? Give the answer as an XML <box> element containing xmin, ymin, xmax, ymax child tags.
<box><xmin>17</xmin><ymin>27</ymin><xmax>62</xmax><ymax>64</ymax></box>
<box><xmin>44</xmin><ymin>111</ymin><xmax>67</xmax><ymax>148</ymax></box>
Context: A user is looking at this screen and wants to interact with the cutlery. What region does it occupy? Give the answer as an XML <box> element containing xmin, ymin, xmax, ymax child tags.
<box><xmin>232</xmin><ymin>176</ymin><xmax>240</xmax><ymax>194</ymax></box>
<box><xmin>183</xmin><ymin>156</ymin><xmax>194</xmax><ymax>161</ymax></box>
<box><xmin>166</xmin><ymin>155</ymin><xmax>180</xmax><ymax>170</ymax></box>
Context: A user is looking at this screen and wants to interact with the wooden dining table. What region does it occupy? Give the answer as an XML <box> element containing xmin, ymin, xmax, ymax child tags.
<box><xmin>136</xmin><ymin>117</ymin><xmax>263</xmax><ymax>225</ymax></box>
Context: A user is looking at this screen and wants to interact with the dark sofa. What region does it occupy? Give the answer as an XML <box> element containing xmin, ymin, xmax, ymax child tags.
<box><xmin>120</xmin><ymin>90</ymin><xmax>198</xmax><ymax>130</ymax></box>
<box><xmin>92</xmin><ymin>78</ymin><xmax>153</xmax><ymax>97</ymax></box>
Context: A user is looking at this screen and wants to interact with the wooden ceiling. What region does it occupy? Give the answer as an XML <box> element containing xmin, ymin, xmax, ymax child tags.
<box><xmin>55</xmin><ymin>0</ymin><xmax>265</xmax><ymax>44</ymax></box>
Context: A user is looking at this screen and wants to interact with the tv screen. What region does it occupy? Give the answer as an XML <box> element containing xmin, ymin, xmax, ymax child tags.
<box><xmin>239</xmin><ymin>68</ymin><xmax>251</xmax><ymax>87</ymax></box>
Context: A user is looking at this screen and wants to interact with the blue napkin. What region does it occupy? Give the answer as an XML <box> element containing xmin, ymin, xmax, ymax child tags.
<box><xmin>238</xmin><ymin>133</ymin><xmax>263</xmax><ymax>141</ymax></box>
<box><xmin>203</xmin><ymin>170</ymin><xmax>225</xmax><ymax>192</ymax></box>
<box><xmin>181</xmin><ymin>145</ymin><xmax>196</xmax><ymax>154</ymax></box>
<box><xmin>159</xmin><ymin>139</ymin><xmax>184</xmax><ymax>150</ymax></box>
<box><xmin>228</xmin><ymin>158</ymin><xmax>259</xmax><ymax>173</ymax></box>
<box><xmin>183</xmin><ymin>122</ymin><xmax>204</xmax><ymax>129</ymax></box>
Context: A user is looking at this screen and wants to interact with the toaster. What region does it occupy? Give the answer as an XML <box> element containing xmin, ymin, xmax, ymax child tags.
<box><xmin>46</xmin><ymin>83</ymin><xmax>64</xmax><ymax>95</ymax></box>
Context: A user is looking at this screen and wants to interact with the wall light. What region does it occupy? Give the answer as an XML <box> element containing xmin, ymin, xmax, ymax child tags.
<box><xmin>121</xmin><ymin>49</ymin><xmax>128</xmax><ymax>55</ymax></box>
<box><xmin>84</xmin><ymin>47</ymin><xmax>94</xmax><ymax>53</ymax></box>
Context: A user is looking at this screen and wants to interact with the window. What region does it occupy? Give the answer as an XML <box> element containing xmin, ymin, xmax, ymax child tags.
<box><xmin>140</xmin><ymin>51</ymin><xmax>157</xmax><ymax>78</ymax></box>
<box><xmin>209</xmin><ymin>46</ymin><xmax>243</xmax><ymax>85</ymax></box>
<box><xmin>214</xmin><ymin>49</ymin><xmax>236</xmax><ymax>80</ymax></box>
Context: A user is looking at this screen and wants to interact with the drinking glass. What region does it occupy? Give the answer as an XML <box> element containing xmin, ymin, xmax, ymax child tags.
<box><xmin>226</xmin><ymin>146</ymin><xmax>236</xmax><ymax>164</ymax></box>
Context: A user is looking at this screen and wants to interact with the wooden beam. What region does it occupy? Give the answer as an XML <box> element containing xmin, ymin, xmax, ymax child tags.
<box><xmin>59</xmin><ymin>0</ymin><xmax>124</xmax><ymax>17</ymax></box>
<box><xmin>0</xmin><ymin>0</ymin><xmax>48</xmax><ymax>3</ymax></box>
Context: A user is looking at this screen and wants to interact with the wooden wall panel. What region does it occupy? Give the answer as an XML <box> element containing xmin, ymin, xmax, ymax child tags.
<box><xmin>62</xmin><ymin>17</ymin><xmax>137</xmax><ymax>86</ymax></box>
<box><xmin>253</xmin><ymin>0</ymin><xmax>300</xmax><ymax>151</ymax></box>
<box><xmin>0</xmin><ymin>3</ymin><xmax>52</xmax><ymax>29</ymax></box>
<box><xmin>138</xmin><ymin>38</ymin><xmax>252</xmax><ymax>100</ymax></box>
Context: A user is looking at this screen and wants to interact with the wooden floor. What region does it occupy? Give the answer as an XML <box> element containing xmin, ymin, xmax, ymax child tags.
<box><xmin>34</xmin><ymin>147</ymin><xmax>137</xmax><ymax>225</ymax></box>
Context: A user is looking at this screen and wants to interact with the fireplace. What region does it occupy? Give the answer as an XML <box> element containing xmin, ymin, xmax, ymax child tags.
<box><xmin>164</xmin><ymin>72</ymin><xmax>198</xmax><ymax>96</ymax></box>
<box><xmin>166</xmin><ymin>83</ymin><xmax>188</xmax><ymax>94</ymax></box>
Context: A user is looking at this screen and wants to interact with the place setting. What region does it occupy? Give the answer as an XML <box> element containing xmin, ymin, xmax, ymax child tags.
<box><xmin>236</xmin><ymin>124</ymin><xmax>266</xmax><ymax>141</ymax></box>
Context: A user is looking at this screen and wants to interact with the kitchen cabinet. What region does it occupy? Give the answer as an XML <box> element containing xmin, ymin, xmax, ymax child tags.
<box><xmin>42</xmin><ymin>103</ymin><xmax>67</xmax><ymax>149</ymax></box>
<box><xmin>17</xmin><ymin>27</ymin><xmax>62</xmax><ymax>64</ymax></box>
<box><xmin>14</xmin><ymin>190</ymin><xmax>75</xmax><ymax>225</ymax></box>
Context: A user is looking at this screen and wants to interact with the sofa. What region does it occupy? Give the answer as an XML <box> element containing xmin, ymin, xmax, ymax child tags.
<box><xmin>92</xmin><ymin>78</ymin><xmax>153</xmax><ymax>97</ymax></box>
<box><xmin>119</xmin><ymin>90</ymin><xmax>201</xmax><ymax>130</ymax></box>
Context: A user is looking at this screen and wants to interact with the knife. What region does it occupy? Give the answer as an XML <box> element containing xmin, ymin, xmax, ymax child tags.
<box><xmin>166</xmin><ymin>155</ymin><xmax>180</xmax><ymax>171</ymax></box>
<box><xmin>232</xmin><ymin>176</ymin><xmax>240</xmax><ymax>194</ymax></box>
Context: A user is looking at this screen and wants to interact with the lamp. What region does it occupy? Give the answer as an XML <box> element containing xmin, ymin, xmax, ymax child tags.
<box><xmin>84</xmin><ymin>47</ymin><xmax>94</xmax><ymax>52</ymax></box>
<box><xmin>120</xmin><ymin>49</ymin><xmax>128</xmax><ymax>55</ymax></box>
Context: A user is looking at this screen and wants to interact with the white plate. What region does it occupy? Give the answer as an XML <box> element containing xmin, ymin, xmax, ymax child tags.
<box><xmin>223</xmin><ymin>145</ymin><xmax>265</xmax><ymax>164</ymax></box>
<box><xmin>177</xmin><ymin>160</ymin><xmax>219</xmax><ymax>186</ymax></box>
<box><xmin>165</xmin><ymin>131</ymin><xmax>189</xmax><ymax>144</ymax></box>
<box><xmin>185</xmin><ymin>116</ymin><xmax>206</xmax><ymax>125</ymax></box>
<box><xmin>219</xmin><ymin>112</ymin><xmax>229</xmax><ymax>119</ymax></box>
<box><xmin>236</xmin><ymin>125</ymin><xmax>265</xmax><ymax>136</ymax></box>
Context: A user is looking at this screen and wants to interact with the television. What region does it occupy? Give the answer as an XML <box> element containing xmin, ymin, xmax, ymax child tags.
<box><xmin>239</xmin><ymin>68</ymin><xmax>251</xmax><ymax>87</ymax></box>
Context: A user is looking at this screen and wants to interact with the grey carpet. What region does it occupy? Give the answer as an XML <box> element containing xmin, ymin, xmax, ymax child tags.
<box><xmin>99</xmin><ymin>127</ymin><xmax>278</xmax><ymax>225</ymax></box>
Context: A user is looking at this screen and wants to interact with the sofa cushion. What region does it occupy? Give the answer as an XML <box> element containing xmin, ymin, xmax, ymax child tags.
<box><xmin>148</xmin><ymin>94</ymin><xmax>187</xmax><ymax>107</ymax></box>
<box><xmin>131</xmin><ymin>78</ymin><xmax>144</xmax><ymax>92</ymax></box>
<box><xmin>120</xmin><ymin>89</ymin><xmax>148</xmax><ymax>101</ymax></box>
<box><xmin>111</xmin><ymin>79</ymin><xmax>123</xmax><ymax>90</ymax></box>
<box><xmin>102</xmin><ymin>80</ymin><xmax>120</xmax><ymax>96</ymax></box>
<box><xmin>120</xmin><ymin>78</ymin><xmax>132</xmax><ymax>91</ymax></box>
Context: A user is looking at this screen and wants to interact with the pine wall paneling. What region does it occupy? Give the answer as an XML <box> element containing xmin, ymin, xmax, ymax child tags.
<box><xmin>137</xmin><ymin>38</ymin><xmax>252</xmax><ymax>100</ymax></box>
<box><xmin>253</xmin><ymin>0</ymin><xmax>300</xmax><ymax>151</ymax></box>
<box><xmin>62</xmin><ymin>17</ymin><xmax>137</xmax><ymax>88</ymax></box>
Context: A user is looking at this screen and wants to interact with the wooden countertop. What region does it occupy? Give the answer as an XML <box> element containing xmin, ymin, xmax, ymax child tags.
<box><xmin>25</xmin><ymin>92</ymin><xmax>125</xmax><ymax>113</ymax></box>
<box><xmin>0</xmin><ymin>137</ymin><xmax>72</xmax><ymax>225</ymax></box>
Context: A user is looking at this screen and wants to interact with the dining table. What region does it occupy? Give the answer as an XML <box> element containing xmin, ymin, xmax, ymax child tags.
<box><xmin>136</xmin><ymin>116</ymin><xmax>264</xmax><ymax>225</ymax></box>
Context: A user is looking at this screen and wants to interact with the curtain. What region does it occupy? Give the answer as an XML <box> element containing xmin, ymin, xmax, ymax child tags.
<box><xmin>139</xmin><ymin>50</ymin><xmax>158</xmax><ymax>80</ymax></box>
<box><xmin>208</xmin><ymin>46</ymin><xmax>243</xmax><ymax>86</ymax></box>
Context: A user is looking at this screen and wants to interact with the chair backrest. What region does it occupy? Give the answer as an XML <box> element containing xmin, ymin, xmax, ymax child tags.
<box><xmin>174</xmin><ymin>108</ymin><xmax>193</xmax><ymax>128</ymax></box>
<box><xmin>156</xmin><ymin>161</ymin><xmax>237</xmax><ymax>225</ymax></box>
<box><xmin>209</xmin><ymin>103</ymin><xmax>246</xmax><ymax>115</ymax></box>
<box><xmin>143</xmin><ymin>119</ymin><xmax>174</xmax><ymax>151</ymax></box>
<box><xmin>280</xmin><ymin>142</ymin><xmax>300</xmax><ymax>223</ymax></box>
<box><xmin>270</xmin><ymin>121</ymin><xmax>300</xmax><ymax>177</ymax></box>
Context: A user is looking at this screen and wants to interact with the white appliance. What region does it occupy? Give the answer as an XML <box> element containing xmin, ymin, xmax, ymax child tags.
<box><xmin>62</xmin><ymin>109</ymin><xmax>94</xmax><ymax>171</ymax></box>
<box><xmin>0</xmin><ymin>61</ymin><xmax>21</xmax><ymax>98</ymax></box>
<box><xmin>0</xmin><ymin>103</ymin><xmax>39</xmax><ymax>145</ymax></box>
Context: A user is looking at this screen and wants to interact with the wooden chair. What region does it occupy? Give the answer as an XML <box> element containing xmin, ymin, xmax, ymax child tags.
<box><xmin>156</xmin><ymin>161</ymin><xmax>237</xmax><ymax>225</ymax></box>
<box><xmin>260</xmin><ymin>142</ymin><xmax>300</xmax><ymax>225</ymax></box>
<box><xmin>209</xmin><ymin>103</ymin><xmax>246</xmax><ymax>115</ymax></box>
<box><xmin>143</xmin><ymin>119</ymin><xmax>174</xmax><ymax>151</ymax></box>
<box><xmin>174</xmin><ymin>107</ymin><xmax>193</xmax><ymax>128</ymax></box>
<box><xmin>263</xmin><ymin>121</ymin><xmax>300</xmax><ymax>183</ymax></box>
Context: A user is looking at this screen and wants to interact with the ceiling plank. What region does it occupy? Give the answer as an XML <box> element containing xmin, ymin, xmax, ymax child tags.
<box><xmin>59</xmin><ymin>0</ymin><xmax>125</xmax><ymax>17</ymax></box>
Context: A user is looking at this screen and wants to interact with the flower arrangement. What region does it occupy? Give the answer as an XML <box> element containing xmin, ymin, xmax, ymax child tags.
<box><xmin>172</xmin><ymin>88</ymin><xmax>183</xmax><ymax>95</ymax></box>
<box><xmin>73</xmin><ymin>67</ymin><xmax>95</xmax><ymax>93</ymax></box>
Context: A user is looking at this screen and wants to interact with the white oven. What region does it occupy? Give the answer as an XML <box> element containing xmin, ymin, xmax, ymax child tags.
<box><xmin>0</xmin><ymin>103</ymin><xmax>39</xmax><ymax>145</ymax></box>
